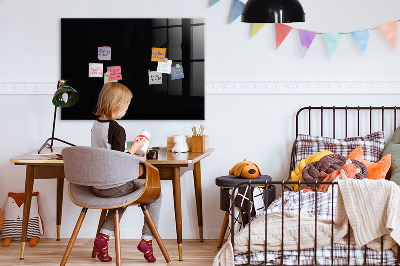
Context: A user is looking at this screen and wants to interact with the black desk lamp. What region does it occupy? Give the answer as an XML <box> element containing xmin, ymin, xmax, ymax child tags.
<box><xmin>38</xmin><ymin>80</ymin><xmax>79</xmax><ymax>154</ymax></box>
<box><xmin>241</xmin><ymin>0</ymin><xmax>305</xmax><ymax>23</ymax></box>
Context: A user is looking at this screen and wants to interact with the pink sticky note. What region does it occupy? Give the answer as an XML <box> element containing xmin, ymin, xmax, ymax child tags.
<box><xmin>107</xmin><ymin>66</ymin><xmax>122</xmax><ymax>81</ymax></box>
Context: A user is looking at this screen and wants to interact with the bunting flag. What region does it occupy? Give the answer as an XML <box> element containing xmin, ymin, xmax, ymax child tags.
<box><xmin>251</xmin><ymin>23</ymin><xmax>266</xmax><ymax>38</ymax></box>
<box><xmin>209</xmin><ymin>0</ymin><xmax>220</xmax><ymax>7</ymax></box>
<box><xmin>275</xmin><ymin>23</ymin><xmax>293</xmax><ymax>49</ymax></box>
<box><xmin>351</xmin><ymin>29</ymin><xmax>370</xmax><ymax>55</ymax></box>
<box><xmin>323</xmin><ymin>33</ymin><xmax>341</xmax><ymax>58</ymax></box>
<box><xmin>229</xmin><ymin>0</ymin><xmax>245</xmax><ymax>24</ymax></box>
<box><xmin>298</xmin><ymin>29</ymin><xmax>317</xmax><ymax>58</ymax></box>
<box><xmin>378</xmin><ymin>21</ymin><xmax>398</xmax><ymax>50</ymax></box>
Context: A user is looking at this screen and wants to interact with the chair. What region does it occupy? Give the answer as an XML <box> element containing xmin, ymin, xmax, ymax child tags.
<box><xmin>60</xmin><ymin>146</ymin><xmax>171</xmax><ymax>265</ymax></box>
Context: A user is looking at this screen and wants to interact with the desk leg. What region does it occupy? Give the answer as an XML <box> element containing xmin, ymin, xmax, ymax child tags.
<box><xmin>172</xmin><ymin>167</ymin><xmax>183</xmax><ymax>261</ymax></box>
<box><xmin>20</xmin><ymin>165</ymin><xmax>35</xmax><ymax>259</ymax></box>
<box><xmin>56</xmin><ymin>178</ymin><xmax>64</xmax><ymax>241</ymax></box>
<box><xmin>193</xmin><ymin>161</ymin><xmax>203</xmax><ymax>242</ymax></box>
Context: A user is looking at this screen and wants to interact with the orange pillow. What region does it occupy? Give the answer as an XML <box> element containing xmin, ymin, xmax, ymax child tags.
<box><xmin>347</xmin><ymin>146</ymin><xmax>391</xmax><ymax>180</ymax></box>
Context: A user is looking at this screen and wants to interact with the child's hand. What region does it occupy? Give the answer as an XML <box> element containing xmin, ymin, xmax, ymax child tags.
<box><xmin>128</xmin><ymin>137</ymin><xmax>147</xmax><ymax>155</ymax></box>
<box><xmin>134</xmin><ymin>149</ymin><xmax>149</xmax><ymax>157</ymax></box>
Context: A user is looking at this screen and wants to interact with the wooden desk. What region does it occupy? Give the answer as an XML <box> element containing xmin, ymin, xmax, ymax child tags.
<box><xmin>10</xmin><ymin>147</ymin><xmax>213</xmax><ymax>261</ymax></box>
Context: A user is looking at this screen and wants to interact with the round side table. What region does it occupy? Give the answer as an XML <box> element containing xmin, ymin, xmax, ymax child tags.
<box><xmin>215</xmin><ymin>175</ymin><xmax>275</xmax><ymax>248</ymax></box>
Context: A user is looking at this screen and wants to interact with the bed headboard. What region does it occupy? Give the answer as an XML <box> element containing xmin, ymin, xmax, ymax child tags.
<box><xmin>290</xmin><ymin>106</ymin><xmax>400</xmax><ymax>180</ymax></box>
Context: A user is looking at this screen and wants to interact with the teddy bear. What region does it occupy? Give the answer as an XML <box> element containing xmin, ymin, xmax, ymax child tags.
<box><xmin>229</xmin><ymin>159</ymin><xmax>261</xmax><ymax>179</ymax></box>
<box><xmin>172</xmin><ymin>135</ymin><xmax>189</xmax><ymax>153</ymax></box>
<box><xmin>1</xmin><ymin>192</ymin><xmax>44</xmax><ymax>247</ymax></box>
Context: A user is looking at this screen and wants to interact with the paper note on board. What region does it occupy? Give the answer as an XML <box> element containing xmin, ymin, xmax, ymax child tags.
<box><xmin>151</xmin><ymin>47</ymin><xmax>167</xmax><ymax>62</ymax></box>
<box><xmin>148</xmin><ymin>71</ymin><xmax>162</xmax><ymax>85</ymax></box>
<box><xmin>107</xmin><ymin>66</ymin><xmax>122</xmax><ymax>81</ymax></box>
<box><xmin>104</xmin><ymin>72</ymin><xmax>117</xmax><ymax>84</ymax></box>
<box><xmin>98</xmin><ymin>46</ymin><xmax>111</xmax><ymax>60</ymax></box>
<box><xmin>171</xmin><ymin>65</ymin><xmax>184</xmax><ymax>80</ymax></box>
<box><xmin>157</xmin><ymin>60</ymin><xmax>172</xmax><ymax>74</ymax></box>
<box><xmin>89</xmin><ymin>63</ymin><xmax>103</xmax><ymax>77</ymax></box>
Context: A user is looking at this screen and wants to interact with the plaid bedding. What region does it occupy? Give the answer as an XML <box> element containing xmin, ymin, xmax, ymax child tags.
<box><xmin>234</xmin><ymin>244</ymin><xmax>397</xmax><ymax>265</ymax></box>
<box><xmin>234</xmin><ymin>191</ymin><xmax>397</xmax><ymax>265</ymax></box>
<box><xmin>294</xmin><ymin>131</ymin><xmax>385</xmax><ymax>166</ymax></box>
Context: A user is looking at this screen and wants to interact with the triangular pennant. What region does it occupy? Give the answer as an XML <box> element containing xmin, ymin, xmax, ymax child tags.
<box><xmin>323</xmin><ymin>33</ymin><xmax>341</xmax><ymax>58</ymax></box>
<box><xmin>251</xmin><ymin>23</ymin><xmax>266</xmax><ymax>38</ymax></box>
<box><xmin>275</xmin><ymin>23</ymin><xmax>293</xmax><ymax>49</ymax></box>
<box><xmin>378</xmin><ymin>21</ymin><xmax>398</xmax><ymax>50</ymax></box>
<box><xmin>229</xmin><ymin>0</ymin><xmax>245</xmax><ymax>24</ymax></box>
<box><xmin>351</xmin><ymin>29</ymin><xmax>370</xmax><ymax>55</ymax></box>
<box><xmin>209</xmin><ymin>0</ymin><xmax>220</xmax><ymax>7</ymax></box>
<box><xmin>298</xmin><ymin>29</ymin><xmax>317</xmax><ymax>58</ymax></box>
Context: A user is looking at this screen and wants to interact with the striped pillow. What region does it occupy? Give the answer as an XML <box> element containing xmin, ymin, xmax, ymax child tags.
<box><xmin>294</xmin><ymin>131</ymin><xmax>385</xmax><ymax>166</ymax></box>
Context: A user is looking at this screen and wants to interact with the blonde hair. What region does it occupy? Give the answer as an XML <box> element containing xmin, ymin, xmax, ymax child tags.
<box><xmin>95</xmin><ymin>82</ymin><xmax>133</xmax><ymax>120</ymax></box>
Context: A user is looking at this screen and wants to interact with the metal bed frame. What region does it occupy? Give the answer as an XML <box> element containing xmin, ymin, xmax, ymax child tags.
<box><xmin>230</xmin><ymin>106</ymin><xmax>400</xmax><ymax>266</ymax></box>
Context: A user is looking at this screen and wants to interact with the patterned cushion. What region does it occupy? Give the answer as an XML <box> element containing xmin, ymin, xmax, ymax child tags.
<box><xmin>295</xmin><ymin>131</ymin><xmax>385</xmax><ymax>166</ymax></box>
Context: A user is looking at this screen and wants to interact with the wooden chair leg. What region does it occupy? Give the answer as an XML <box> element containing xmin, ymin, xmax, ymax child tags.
<box><xmin>91</xmin><ymin>209</ymin><xmax>108</xmax><ymax>258</ymax></box>
<box><xmin>114</xmin><ymin>210</ymin><xmax>121</xmax><ymax>266</ymax></box>
<box><xmin>141</xmin><ymin>205</ymin><xmax>171</xmax><ymax>263</ymax></box>
<box><xmin>217</xmin><ymin>211</ymin><xmax>230</xmax><ymax>248</ymax></box>
<box><xmin>60</xmin><ymin>208</ymin><xmax>88</xmax><ymax>266</ymax></box>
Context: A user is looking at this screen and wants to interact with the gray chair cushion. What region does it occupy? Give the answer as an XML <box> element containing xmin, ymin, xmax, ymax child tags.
<box><xmin>69</xmin><ymin>180</ymin><xmax>145</xmax><ymax>208</ymax></box>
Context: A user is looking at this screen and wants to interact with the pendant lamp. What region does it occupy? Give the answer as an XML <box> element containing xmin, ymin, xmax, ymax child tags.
<box><xmin>241</xmin><ymin>0</ymin><xmax>305</xmax><ymax>23</ymax></box>
<box><xmin>38</xmin><ymin>80</ymin><xmax>79</xmax><ymax>154</ymax></box>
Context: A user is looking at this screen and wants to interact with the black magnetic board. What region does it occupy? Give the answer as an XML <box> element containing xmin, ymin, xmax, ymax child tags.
<box><xmin>61</xmin><ymin>18</ymin><xmax>205</xmax><ymax>120</ymax></box>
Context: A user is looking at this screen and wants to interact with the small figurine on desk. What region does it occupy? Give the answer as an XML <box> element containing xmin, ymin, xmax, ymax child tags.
<box><xmin>172</xmin><ymin>135</ymin><xmax>189</xmax><ymax>153</ymax></box>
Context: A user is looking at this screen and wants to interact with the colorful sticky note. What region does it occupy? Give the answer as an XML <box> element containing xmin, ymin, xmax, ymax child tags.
<box><xmin>107</xmin><ymin>66</ymin><xmax>122</xmax><ymax>81</ymax></box>
<box><xmin>157</xmin><ymin>60</ymin><xmax>172</xmax><ymax>74</ymax></box>
<box><xmin>151</xmin><ymin>47</ymin><xmax>167</xmax><ymax>62</ymax></box>
<box><xmin>98</xmin><ymin>46</ymin><xmax>111</xmax><ymax>60</ymax></box>
<box><xmin>171</xmin><ymin>65</ymin><xmax>184</xmax><ymax>80</ymax></box>
<box><xmin>148</xmin><ymin>71</ymin><xmax>162</xmax><ymax>85</ymax></box>
<box><xmin>89</xmin><ymin>63</ymin><xmax>103</xmax><ymax>77</ymax></box>
<box><xmin>104</xmin><ymin>72</ymin><xmax>117</xmax><ymax>84</ymax></box>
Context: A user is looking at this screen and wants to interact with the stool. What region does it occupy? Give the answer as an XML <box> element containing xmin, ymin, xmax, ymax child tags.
<box><xmin>215</xmin><ymin>175</ymin><xmax>275</xmax><ymax>248</ymax></box>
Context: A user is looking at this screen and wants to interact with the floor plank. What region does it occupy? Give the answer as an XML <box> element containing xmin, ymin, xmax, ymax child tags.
<box><xmin>0</xmin><ymin>239</ymin><xmax>221</xmax><ymax>265</ymax></box>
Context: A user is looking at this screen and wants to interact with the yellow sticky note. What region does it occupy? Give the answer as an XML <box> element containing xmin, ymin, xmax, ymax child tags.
<box><xmin>151</xmin><ymin>47</ymin><xmax>167</xmax><ymax>62</ymax></box>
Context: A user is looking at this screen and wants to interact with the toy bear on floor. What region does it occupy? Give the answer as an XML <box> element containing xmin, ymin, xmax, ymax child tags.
<box><xmin>1</xmin><ymin>192</ymin><xmax>44</xmax><ymax>247</ymax></box>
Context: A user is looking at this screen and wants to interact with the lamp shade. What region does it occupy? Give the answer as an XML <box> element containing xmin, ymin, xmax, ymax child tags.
<box><xmin>241</xmin><ymin>0</ymin><xmax>305</xmax><ymax>23</ymax></box>
<box><xmin>52</xmin><ymin>84</ymin><xmax>79</xmax><ymax>108</ymax></box>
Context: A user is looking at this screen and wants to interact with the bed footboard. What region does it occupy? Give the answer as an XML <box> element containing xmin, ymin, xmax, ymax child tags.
<box><xmin>230</xmin><ymin>180</ymin><xmax>400</xmax><ymax>266</ymax></box>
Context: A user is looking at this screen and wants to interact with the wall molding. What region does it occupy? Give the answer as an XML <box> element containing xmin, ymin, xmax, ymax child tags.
<box><xmin>206</xmin><ymin>81</ymin><xmax>400</xmax><ymax>94</ymax></box>
<box><xmin>1</xmin><ymin>81</ymin><xmax>400</xmax><ymax>94</ymax></box>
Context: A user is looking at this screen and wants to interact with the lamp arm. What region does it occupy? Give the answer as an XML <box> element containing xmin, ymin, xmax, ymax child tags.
<box><xmin>50</xmin><ymin>105</ymin><xmax>57</xmax><ymax>149</ymax></box>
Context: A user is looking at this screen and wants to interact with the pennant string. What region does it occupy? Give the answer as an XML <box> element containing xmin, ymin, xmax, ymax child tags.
<box><xmin>284</xmin><ymin>19</ymin><xmax>400</xmax><ymax>35</ymax></box>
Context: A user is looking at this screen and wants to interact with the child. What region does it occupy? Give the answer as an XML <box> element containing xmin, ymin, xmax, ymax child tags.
<box><xmin>91</xmin><ymin>82</ymin><xmax>162</xmax><ymax>263</ymax></box>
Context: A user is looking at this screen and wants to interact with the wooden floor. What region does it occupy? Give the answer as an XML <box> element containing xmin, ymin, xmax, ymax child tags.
<box><xmin>0</xmin><ymin>239</ymin><xmax>221</xmax><ymax>265</ymax></box>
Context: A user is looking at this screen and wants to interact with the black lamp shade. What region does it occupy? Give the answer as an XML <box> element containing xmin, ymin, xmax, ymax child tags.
<box><xmin>241</xmin><ymin>0</ymin><xmax>305</xmax><ymax>23</ymax></box>
<box><xmin>52</xmin><ymin>84</ymin><xmax>79</xmax><ymax>108</ymax></box>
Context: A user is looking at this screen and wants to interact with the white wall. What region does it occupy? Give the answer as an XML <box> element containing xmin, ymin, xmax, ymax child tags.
<box><xmin>1</xmin><ymin>0</ymin><xmax>400</xmax><ymax>240</ymax></box>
